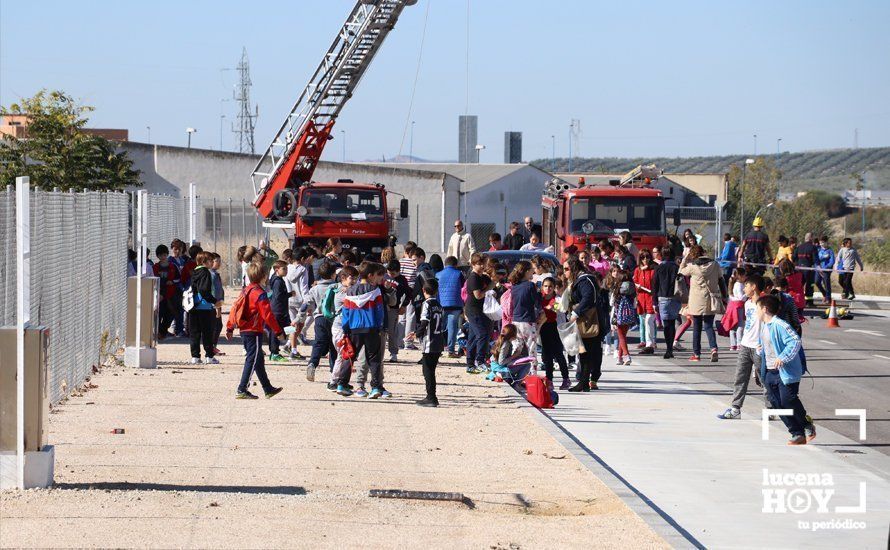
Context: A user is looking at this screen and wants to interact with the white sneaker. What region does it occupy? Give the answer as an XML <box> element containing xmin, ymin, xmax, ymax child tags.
<box><xmin>204</xmin><ymin>357</ymin><xmax>219</xmax><ymax>365</ymax></box>
<box><xmin>623</xmin><ymin>357</ymin><xmax>632</xmax><ymax>366</ymax></box>
<box><xmin>190</xmin><ymin>357</ymin><xmax>201</xmax><ymax>365</ymax></box>
<box><xmin>615</xmin><ymin>355</ymin><xmax>623</xmax><ymax>365</ymax></box>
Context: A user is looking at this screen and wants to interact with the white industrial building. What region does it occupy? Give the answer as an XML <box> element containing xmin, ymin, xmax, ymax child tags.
<box><xmin>120</xmin><ymin>143</ymin><xmax>558</xmax><ymax>254</ymax></box>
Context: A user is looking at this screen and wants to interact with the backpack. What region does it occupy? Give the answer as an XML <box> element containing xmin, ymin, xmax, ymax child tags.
<box><xmin>229</xmin><ymin>286</ymin><xmax>260</xmax><ymax>330</ymax></box>
<box><xmin>321</xmin><ymin>283</ymin><xmax>341</xmax><ymax>320</ymax></box>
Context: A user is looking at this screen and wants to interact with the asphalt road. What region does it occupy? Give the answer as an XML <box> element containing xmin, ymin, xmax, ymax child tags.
<box><xmin>663</xmin><ymin>307</ymin><xmax>890</xmax><ymax>455</ymax></box>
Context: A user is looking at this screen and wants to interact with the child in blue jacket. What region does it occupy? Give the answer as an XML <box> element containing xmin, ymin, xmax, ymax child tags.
<box><xmin>757</xmin><ymin>295</ymin><xmax>815</xmax><ymax>445</ymax></box>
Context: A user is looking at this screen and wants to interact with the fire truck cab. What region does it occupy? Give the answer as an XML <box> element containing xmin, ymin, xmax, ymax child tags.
<box><xmin>541</xmin><ymin>165</ymin><xmax>676</xmax><ymax>257</ymax></box>
<box><xmin>283</xmin><ymin>181</ymin><xmax>408</xmax><ymax>258</ymax></box>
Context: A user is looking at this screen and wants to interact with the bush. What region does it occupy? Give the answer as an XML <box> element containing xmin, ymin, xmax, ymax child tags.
<box><xmin>860</xmin><ymin>237</ymin><xmax>890</xmax><ymax>270</ymax></box>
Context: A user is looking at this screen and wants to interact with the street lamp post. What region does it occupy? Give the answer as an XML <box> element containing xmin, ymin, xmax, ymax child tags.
<box><xmin>219</xmin><ymin>115</ymin><xmax>226</xmax><ymax>151</ymax></box>
<box><xmin>474</xmin><ymin>144</ymin><xmax>485</xmax><ymax>163</ymax></box>
<box><xmin>739</xmin><ymin>158</ymin><xmax>755</xmax><ymax>234</ymax></box>
<box><xmin>186</xmin><ymin>127</ymin><xmax>197</xmax><ymax>149</ymax></box>
<box><xmin>146</xmin><ymin>126</ymin><xmax>151</xmax><ymax>144</ymax></box>
<box><xmin>776</xmin><ymin>138</ymin><xmax>782</xmax><ymax>198</ymax></box>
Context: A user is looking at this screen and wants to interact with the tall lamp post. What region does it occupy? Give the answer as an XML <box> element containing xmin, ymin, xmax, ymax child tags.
<box><xmin>340</xmin><ymin>129</ymin><xmax>346</xmax><ymax>162</ymax></box>
<box><xmin>219</xmin><ymin>115</ymin><xmax>226</xmax><ymax>151</ymax></box>
<box><xmin>474</xmin><ymin>144</ymin><xmax>485</xmax><ymax>163</ymax></box>
<box><xmin>146</xmin><ymin>126</ymin><xmax>151</xmax><ymax>144</ymax></box>
<box><xmin>739</xmin><ymin>158</ymin><xmax>755</xmax><ymax>235</ymax></box>
<box><xmin>409</xmin><ymin>121</ymin><xmax>415</xmax><ymax>163</ymax></box>
<box><xmin>186</xmin><ymin>127</ymin><xmax>197</xmax><ymax>149</ymax></box>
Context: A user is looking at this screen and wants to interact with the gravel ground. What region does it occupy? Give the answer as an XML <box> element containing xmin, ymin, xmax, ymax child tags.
<box><xmin>1</xmin><ymin>320</ymin><xmax>665</xmax><ymax>549</ymax></box>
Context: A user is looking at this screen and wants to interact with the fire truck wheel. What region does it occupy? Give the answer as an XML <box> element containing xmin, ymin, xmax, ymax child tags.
<box><xmin>272</xmin><ymin>189</ymin><xmax>298</xmax><ymax>220</ymax></box>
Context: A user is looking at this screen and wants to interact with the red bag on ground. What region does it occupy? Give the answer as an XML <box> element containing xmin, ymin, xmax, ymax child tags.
<box><xmin>524</xmin><ymin>375</ymin><xmax>554</xmax><ymax>409</ymax></box>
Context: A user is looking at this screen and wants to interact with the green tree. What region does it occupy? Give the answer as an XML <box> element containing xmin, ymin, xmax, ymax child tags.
<box><xmin>725</xmin><ymin>157</ymin><xmax>779</xmax><ymax>237</ymax></box>
<box><xmin>0</xmin><ymin>90</ymin><xmax>140</xmax><ymax>190</ymax></box>
<box><xmin>768</xmin><ymin>194</ymin><xmax>835</xmax><ymax>242</ymax></box>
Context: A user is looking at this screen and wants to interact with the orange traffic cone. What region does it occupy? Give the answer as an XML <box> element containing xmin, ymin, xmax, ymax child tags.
<box><xmin>827</xmin><ymin>300</ymin><xmax>840</xmax><ymax>328</ymax></box>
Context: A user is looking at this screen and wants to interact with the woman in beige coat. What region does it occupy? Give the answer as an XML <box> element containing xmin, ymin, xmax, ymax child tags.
<box><xmin>679</xmin><ymin>245</ymin><xmax>727</xmax><ymax>362</ymax></box>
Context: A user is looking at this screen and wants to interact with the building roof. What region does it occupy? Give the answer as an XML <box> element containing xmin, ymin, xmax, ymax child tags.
<box><xmin>368</xmin><ymin>163</ymin><xmax>557</xmax><ymax>192</ymax></box>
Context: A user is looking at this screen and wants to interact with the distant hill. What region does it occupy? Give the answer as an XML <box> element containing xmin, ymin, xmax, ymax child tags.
<box><xmin>531</xmin><ymin>147</ymin><xmax>890</xmax><ymax>193</ymax></box>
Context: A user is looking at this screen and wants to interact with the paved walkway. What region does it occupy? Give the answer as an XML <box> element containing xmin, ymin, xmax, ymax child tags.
<box><xmin>535</xmin><ymin>356</ymin><xmax>890</xmax><ymax>549</ymax></box>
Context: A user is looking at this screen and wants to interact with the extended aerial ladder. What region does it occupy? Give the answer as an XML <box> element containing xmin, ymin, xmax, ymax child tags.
<box><xmin>251</xmin><ymin>0</ymin><xmax>417</xmax><ymax>221</ymax></box>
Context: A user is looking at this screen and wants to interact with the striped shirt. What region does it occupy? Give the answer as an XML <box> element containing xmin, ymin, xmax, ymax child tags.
<box><xmin>400</xmin><ymin>257</ymin><xmax>418</xmax><ymax>288</ymax></box>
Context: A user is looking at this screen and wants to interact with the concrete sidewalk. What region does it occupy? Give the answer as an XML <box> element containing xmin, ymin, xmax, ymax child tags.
<box><xmin>0</xmin><ymin>337</ymin><xmax>665</xmax><ymax>549</ymax></box>
<box><xmin>532</xmin><ymin>357</ymin><xmax>890</xmax><ymax>548</ymax></box>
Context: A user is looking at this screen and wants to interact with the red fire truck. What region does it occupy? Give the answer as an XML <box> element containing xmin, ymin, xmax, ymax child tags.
<box><xmin>541</xmin><ymin>165</ymin><xmax>679</xmax><ymax>257</ymax></box>
<box><xmin>250</xmin><ymin>1</ymin><xmax>414</xmax><ymax>257</ymax></box>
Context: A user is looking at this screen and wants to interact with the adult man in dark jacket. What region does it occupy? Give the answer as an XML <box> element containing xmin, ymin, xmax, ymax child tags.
<box><xmin>503</xmin><ymin>221</ymin><xmax>526</xmax><ymax>251</ymax></box>
<box><xmin>794</xmin><ymin>232</ymin><xmax>818</xmax><ymax>305</ymax></box>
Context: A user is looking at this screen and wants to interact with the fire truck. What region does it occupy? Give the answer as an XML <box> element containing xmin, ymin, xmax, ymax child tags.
<box><xmin>541</xmin><ymin>164</ymin><xmax>680</xmax><ymax>257</ymax></box>
<box><xmin>250</xmin><ymin>0</ymin><xmax>414</xmax><ymax>258</ymax></box>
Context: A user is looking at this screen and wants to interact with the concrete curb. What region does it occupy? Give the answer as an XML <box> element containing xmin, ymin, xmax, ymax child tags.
<box><xmin>497</xmin><ymin>378</ymin><xmax>704</xmax><ymax>549</ymax></box>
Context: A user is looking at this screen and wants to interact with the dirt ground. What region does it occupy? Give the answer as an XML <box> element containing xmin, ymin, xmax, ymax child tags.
<box><xmin>1</xmin><ymin>321</ymin><xmax>666</xmax><ymax>549</ymax></box>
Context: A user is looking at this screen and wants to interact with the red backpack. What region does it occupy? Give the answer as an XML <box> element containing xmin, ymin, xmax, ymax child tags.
<box><xmin>229</xmin><ymin>287</ymin><xmax>259</xmax><ymax>331</ymax></box>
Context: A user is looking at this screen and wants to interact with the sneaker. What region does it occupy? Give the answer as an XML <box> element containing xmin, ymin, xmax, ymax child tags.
<box><xmin>466</xmin><ymin>366</ymin><xmax>482</xmax><ymax>374</ymax></box>
<box><xmin>306</xmin><ymin>365</ymin><xmax>317</xmax><ymax>382</ymax></box>
<box><xmin>282</xmin><ymin>342</ymin><xmax>292</xmax><ymax>354</ymax></box>
<box><xmin>567</xmin><ymin>383</ymin><xmax>589</xmax><ymax>393</ymax></box>
<box><xmin>368</xmin><ymin>388</ymin><xmax>383</xmax><ymax>399</ymax></box>
<box><xmin>805</xmin><ymin>423</ymin><xmax>817</xmax><ymax>442</ymax></box>
<box><xmin>290</xmin><ymin>351</ymin><xmax>304</xmax><ymax>360</ymax></box>
<box><xmin>622</xmin><ymin>357</ymin><xmax>632</xmax><ymax>366</ymax></box>
<box><xmin>589</xmin><ymin>381</ymin><xmax>599</xmax><ymax>390</ymax></box>
<box><xmin>236</xmin><ymin>390</ymin><xmax>259</xmax><ymax>400</ymax></box>
<box><xmin>663</xmin><ymin>351</ymin><xmax>674</xmax><ymax>359</ymax></box>
<box><xmin>787</xmin><ymin>435</ymin><xmax>807</xmax><ymax>446</ymax></box>
<box><xmin>417</xmin><ymin>397</ymin><xmax>439</xmax><ymax>407</ymax></box>
<box><xmin>404</xmin><ymin>342</ymin><xmax>418</xmax><ymax>351</ymax></box>
<box><xmin>559</xmin><ymin>379</ymin><xmax>571</xmax><ymax>390</ymax></box>
<box><xmin>190</xmin><ymin>357</ymin><xmax>202</xmax><ymax>365</ymax></box>
<box><xmin>269</xmin><ymin>354</ymin><xmax>287</xmax><ymax>362</ymax></box>
<box><xmin>710</xmin><ymin>349</ymin><xmax>719</xmax><ymax>362</ymax></box>
<box><xmin>265</xmin><ymin>387</ymin><xmax>283</xmax><ymax>399</ymax></box>
<box><xmin>336</xmin><ymin>384</ymin><xmax>353</xmax><ymax>396</ymax></box>
<box><xmin>354</xmin><ymin>387</ymin><xmax>368</xmax><ymax>398</ymax></box>
<box><xmin>388</xmin><ymin>354</ymin><xmax>399</xmax><ymax>363</ymax></box>
<box><xmin>673</xmin><ymin>341</ymin><xmax>685</xmax><ymax>351</ymax></box>
<box><xmin>848</xmin><ymin>294</ymin><xmax>856</xmax><ymax>300</ymax></box>
<box><xmin>213</xmin><ymin>348</ymin><xmax>226</xmax><ymax>356</ymax></box>
<box><xmin>615</xmin><ymin>355</ymin><xmax>623</xmax><ymax>365</ymax></box>
<box><xmin>717</xmin><ymin>407</ymin><xmax>741</xmax><ymax>420</ymax></box>
<box><xmin>380</xmin><ymin>389</ymin><xmax>393</xmax><ymax>399</ymax></box>
<box><xmin>204</xmin><ymin>357</ymin><xmax>219</xmax><ymax>365</ymax></box>
<box><xmin>689</xmin><ymin>355</ymin><xmax>700</xmax><ymax>362</ymax></box>
<box><xmin>326</xmin><ymin>382</ymin><xmax>338</xmax><ymax>392</ymax></box>
<box><xmin>639</xmin><ymin>347</ymin><xmax>655</xmax><ymax>355</ymax></box>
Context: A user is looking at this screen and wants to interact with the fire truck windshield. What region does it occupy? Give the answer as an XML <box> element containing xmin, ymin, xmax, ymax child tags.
<box><xmin>301</xmin><ymin>189</ymin><xmax>385</xmax><ymax>221</ymax></box>
<box><xmin>569</xmin><ymin>197</ymin><xmax>665</xmax><ymax>234</ymax></box>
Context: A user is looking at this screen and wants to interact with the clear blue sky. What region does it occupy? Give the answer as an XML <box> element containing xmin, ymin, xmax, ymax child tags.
<box><xmin>3</xmin><ymin>0</ymin><xmax>889</xmax><ymax>163</ymax></box>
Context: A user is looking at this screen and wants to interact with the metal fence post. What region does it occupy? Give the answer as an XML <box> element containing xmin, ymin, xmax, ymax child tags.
<box><xmin>212</xmin><ymin>198</ymin><xmax>217</xmax><ymax>253</ymax></box>
<box><xmin>241</xmin><ymin>199</ymin><xmax>247</xmax><ymax>247</ymax></box>
<box><xmin>188</xmin><ymin>182</ymin><xmax>197</xmax><ymax>245</ymax></box>
<box><xmin>15</xmin><ymin>176</ymin><xmax>31</xmax><ymax>490</ymax></box>
<box><xmin>228</xmin><ymin>198</ymin><xmax>234</xmax><ymax>285</ymax></box>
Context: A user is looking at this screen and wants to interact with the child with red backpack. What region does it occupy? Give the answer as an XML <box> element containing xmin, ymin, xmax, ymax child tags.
<box><xmin>225</xmin><ymin>262</ymin><xmax>284</xmax><ymax>400</ymax></box>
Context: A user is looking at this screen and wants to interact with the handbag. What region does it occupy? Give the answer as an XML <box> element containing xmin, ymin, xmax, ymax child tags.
<box><xmin>483</xmin><ymin>290</ymin><xmax>503</xmax><ymax>321</ymax></box>
<box><xmin>576</xmin><ymin>307</ymin><xmax>600</xmax><ymax>338</ymax></box>
<box><xmin>673</xmin><ymin>274</ymin><xmax>689</xmax><ymax>304</ymax></box>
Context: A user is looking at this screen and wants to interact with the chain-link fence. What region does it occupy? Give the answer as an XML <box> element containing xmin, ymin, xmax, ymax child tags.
<box><xmin>667</xmin><ymin>205</ymin><xmax>726</xmax><ymax>255</ymax></box>
<box><xmin>0</xmin><ymin>186</ymin><xmax>128</xmax><ymax>404</ymax></box>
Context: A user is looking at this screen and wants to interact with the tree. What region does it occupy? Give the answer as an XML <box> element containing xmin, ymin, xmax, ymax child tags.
<box><xmin>0</xmin><ymin>90</ymin><xmax>140</xmax><ymax>190</ymax></box>
<box><xmin>725</xmin><ymin>157</ymin><xmax>779</xmax><ymax>237</ymax></box>
<box><xmin>769</xmin><ymin>195</ymin><xmax>835</xmax><ymax>242</ymax></box>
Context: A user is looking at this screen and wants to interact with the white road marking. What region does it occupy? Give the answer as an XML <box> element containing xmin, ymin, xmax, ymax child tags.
<box><xmin>844</xmin><ymin>328</ymin><xmax>885</xmax><ymax>337</ymax></box>
<box><xmin>818</xmin><ymin>339</ymin><xmax>836</xmax><ymax>345</ymax></box>
<box><xmin>873</xmin><ymin>354</ymin><xmax>890</xmax><ymax>361</ymax></box>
